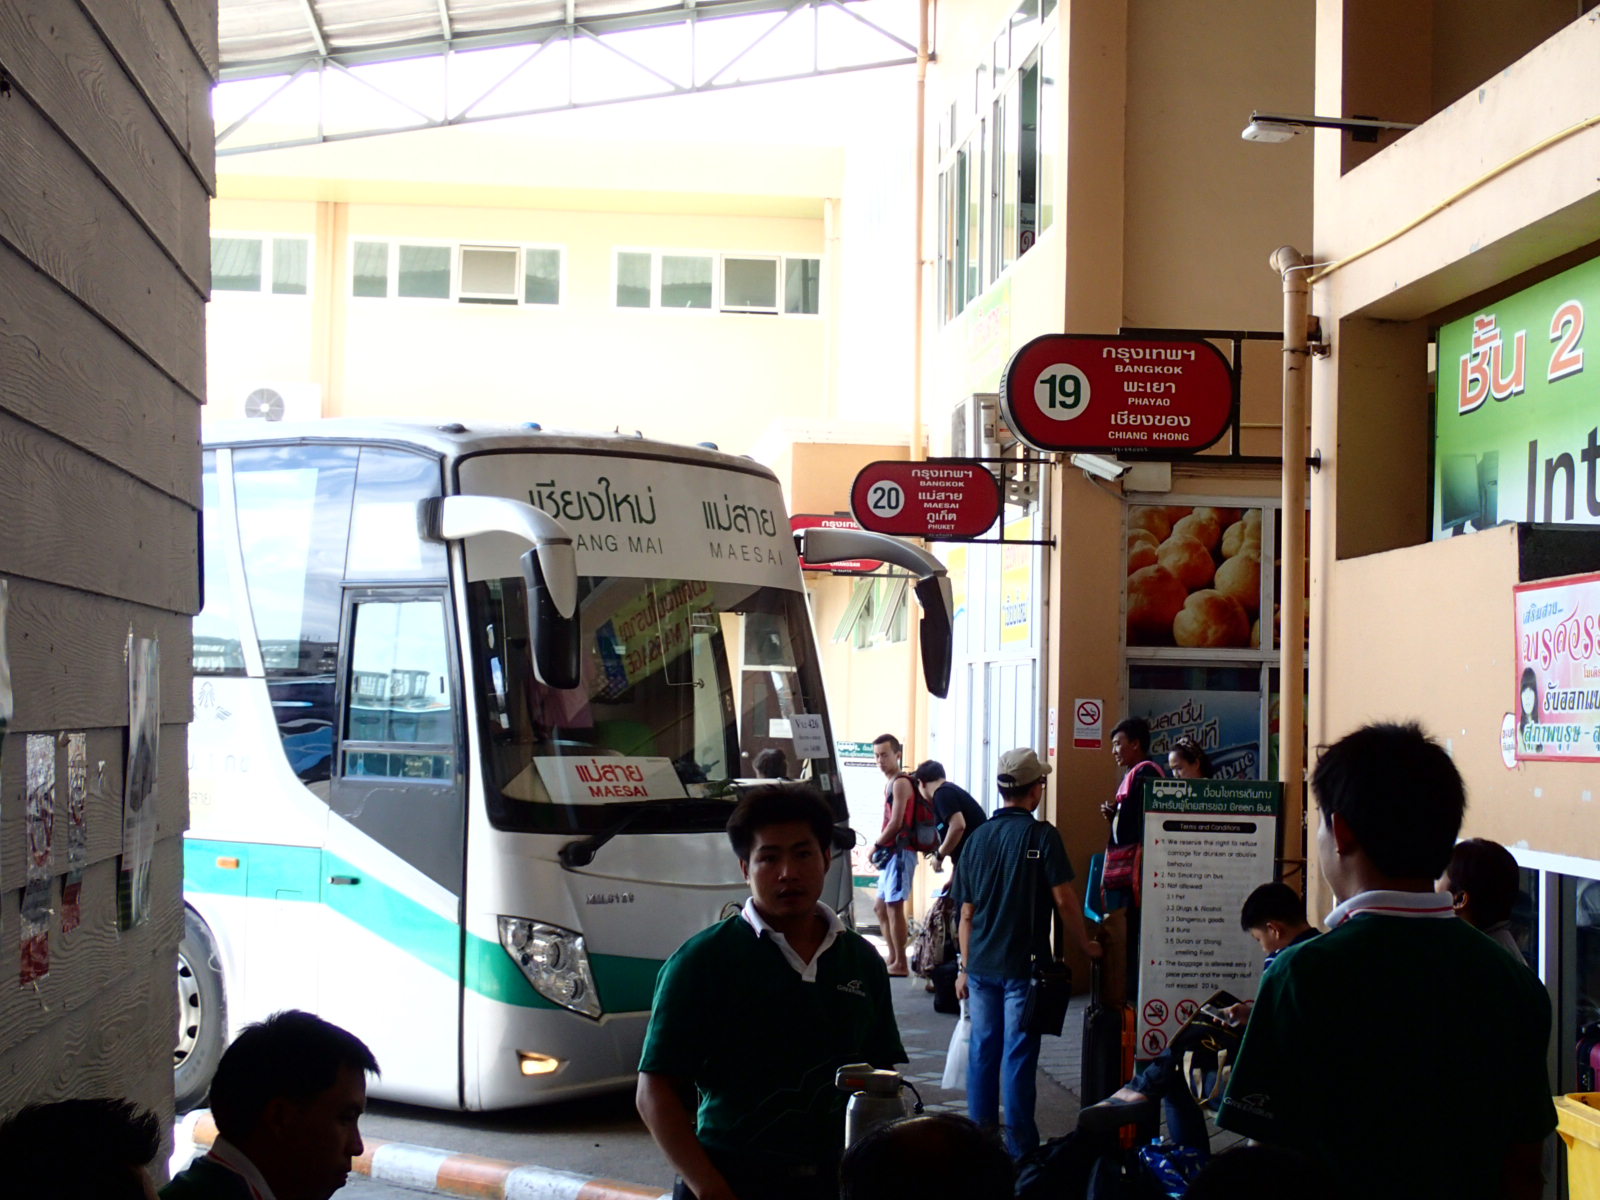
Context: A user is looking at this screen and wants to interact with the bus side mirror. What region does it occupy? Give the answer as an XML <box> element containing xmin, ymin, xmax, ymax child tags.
<box><xmin>798</xmin><ymin>527</ymin><xmax>954</xmax><ymax>700</ymax></box>
<box><xmin>913</xmin><ymin>575</ymin><xmax>953</xmax><ymax>700</ymax></box>
<box><xmin>522</xmin><ymin>547</ymin><xmax>581</xmax><ymax>690</ymax></box>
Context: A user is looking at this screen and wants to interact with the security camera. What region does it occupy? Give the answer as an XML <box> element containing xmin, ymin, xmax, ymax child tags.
<box><xmin>1069</xmin><ymin>453</ymin><xmax>1129</xmax><ymax>482</ymax></box>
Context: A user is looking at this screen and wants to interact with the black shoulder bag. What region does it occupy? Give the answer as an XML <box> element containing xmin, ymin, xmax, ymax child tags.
<box><xmin>1020</xmin><ymin>820</ymin><xmax>1072</xmax><ymax>1036</ymax></box>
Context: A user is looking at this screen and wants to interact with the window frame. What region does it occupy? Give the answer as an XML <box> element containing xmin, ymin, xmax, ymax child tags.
<box><xmin>612</xmin><ymin>249</ymin><xmax>823</xmax><ymax>315</ymax></box>
<box><xmin>721</xmin><ymin>254</ymin><xmax>781</xmax><ymax>314</ymax></box>
<box><xmin>336</xmin><ymin>586</ymin><xmax>461</xmax><ymax>783</ymax></box>
<box><xmin>934</xmin><ymin>0</ymin><xmax>1058</xmax><ymax>321</ymax></box>
<box><xmin>210</xmin><ymin>232</ymin><xmax>314</xmax><ymax>297</ymax></box>
<box><xmin>521</xmin><ymin>244</ymin><xmax>564</xmax><ymax>307</ymax></box>
<box><xmin>350</xmin><ymin>238</ymin><xmax>565</xmax><ymax>307</ymax></box>
<box><xmin>457</xmin><ymin>244</ymin><xmax>522</xmax><ymax>306</ymax></box>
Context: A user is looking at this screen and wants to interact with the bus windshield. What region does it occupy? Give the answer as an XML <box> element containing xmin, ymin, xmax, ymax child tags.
<box><xmin>467</xmin><ymin>574</ymin><xmax>836</xmax><ymax>833</ymax></box>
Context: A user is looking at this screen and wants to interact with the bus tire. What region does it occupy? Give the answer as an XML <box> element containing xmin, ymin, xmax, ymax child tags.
<box><xmin>175</xmin><ymin>908</ymin><xmax>226</xmax><ymax>1113</ymax></box>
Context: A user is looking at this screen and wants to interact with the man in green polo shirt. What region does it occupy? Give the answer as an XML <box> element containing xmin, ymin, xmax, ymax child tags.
<box><xmin>1217</xmin><ymin>722</ymin><xmax>1554</xmax><ymax>1198</ymax></box>
<box><xmin>637</xmin><ymin>784</ymin><xmax>906</xmax><ymax>1200</ymax></box>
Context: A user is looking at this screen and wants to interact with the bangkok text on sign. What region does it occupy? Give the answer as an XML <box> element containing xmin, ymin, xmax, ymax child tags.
<box><xmin>849</xmin><ymin>460</ymin><xmax>1003</xmax><ymax>539</ymax></box>
<box><xmin>1002</xmin><ymin>334</ymin><xmax>1234</xmax><ymax>454</ymax></box>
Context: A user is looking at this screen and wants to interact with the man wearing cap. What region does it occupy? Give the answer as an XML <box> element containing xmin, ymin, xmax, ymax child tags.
<box><xmin>952</xmin><ymin>748</ymin><xmax>1100</xmax><ymax>1158</ymax></box>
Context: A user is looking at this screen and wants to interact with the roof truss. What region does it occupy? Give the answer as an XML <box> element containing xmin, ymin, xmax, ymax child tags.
<box><xmin>216</xmin><ymin>0</ymin><xmax>918</xmax><ymax>155</ymax></box>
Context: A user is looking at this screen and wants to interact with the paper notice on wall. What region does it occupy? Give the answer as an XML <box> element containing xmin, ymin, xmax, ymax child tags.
<box><xmin>60</xmin><ymin>733</ymin><xmax>88</xmax><ymax>934</ymax></box>
<box><xmin>22</xmin><ymin>733</ymin><xmax>55</xmax><ymax>985</ymax></box>
<box><xmin>1136</xmin><ymin>778</ymin><xmax>1282</xmax><ymax>1058</ymax></box>
<box><xmin>789</xmin><ymin>714</ymin><xmax>829</xmax><ymax>759</ymax></box>
<box><xmin>121</xmin><ymin>636</ymin><xmax>160</xmax><ymax>930</ymax></box>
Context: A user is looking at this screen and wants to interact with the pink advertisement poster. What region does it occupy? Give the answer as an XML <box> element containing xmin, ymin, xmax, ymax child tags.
<box><xmin>1513</xmin><ymin>572</ymin><xmax>1600</xmax><ymax>762</ymax></box>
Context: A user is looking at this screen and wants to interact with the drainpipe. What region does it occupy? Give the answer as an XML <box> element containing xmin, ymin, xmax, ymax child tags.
<box><xmin>907</xmin><ymin>0</ymin><xmax>931</xmax><ymax>759</ymax></box>
<box><xmin>1270</xmin><ymin>245</ymin><xmax>1309</xmax><ymax>861</ymax></box>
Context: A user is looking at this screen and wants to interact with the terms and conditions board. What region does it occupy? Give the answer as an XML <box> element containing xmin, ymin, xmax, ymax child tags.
<box><xmin>1135</xmin><ymin>778</ymin><xmax>1282</xmax><ymax>1058</ymax></box>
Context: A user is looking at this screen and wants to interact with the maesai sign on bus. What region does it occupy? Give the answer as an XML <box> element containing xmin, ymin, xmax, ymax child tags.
<box><xmin>1434</xmin><ymin>254</ymin><xmax>1600</xmax><ymax>539</ymax></box>
<box><xmin>1002</xmin><ymin>334</ymin><xmax>1234</xmax><ymax>454</ymax></box>
<box><xmin>1512</xmin><ymin>571</ymin><xmax>1600</xmax><ymax>762</ymax></box>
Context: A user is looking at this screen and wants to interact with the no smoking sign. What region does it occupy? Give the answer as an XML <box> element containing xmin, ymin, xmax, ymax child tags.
<box><xmin>1073</xmin><ymin>697</ymin><xmax>1104</xmax><ymax>749</ymax></box>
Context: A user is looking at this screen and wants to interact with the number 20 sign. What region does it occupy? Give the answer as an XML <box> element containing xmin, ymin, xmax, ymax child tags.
<box><xmin>850</xmin><ymin>461</ymin><xmax>1002</xmax><ymax>540</ymax></box>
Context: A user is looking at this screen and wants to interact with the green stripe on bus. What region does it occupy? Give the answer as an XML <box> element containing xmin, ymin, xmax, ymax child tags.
<box><xmin>185</xmin><ymin>838</ymin><xmax>665</xmax><ymax>1013</ymax></box>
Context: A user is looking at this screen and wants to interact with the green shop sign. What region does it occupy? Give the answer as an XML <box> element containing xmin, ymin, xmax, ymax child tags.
<box><xmin>1434</xmin><ymin>254</ymin><xmax>1600</xmax><ymax>539</ymax></box>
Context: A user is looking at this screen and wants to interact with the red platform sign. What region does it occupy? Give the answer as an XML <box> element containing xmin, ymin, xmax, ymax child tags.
<box><xmin>790</xmin><ymin>514</ymin><xmax>882</xmax><ymax>573</ymax></box>
<box><xmin>849</xmin><ymin>461</ymin><xmax>1002</xmax><ymax>539</ymax></box>
<box><xmin>1002</xmin><ymin>334</ymin><xmax>1234</xmax><ymax>454</ymax></box>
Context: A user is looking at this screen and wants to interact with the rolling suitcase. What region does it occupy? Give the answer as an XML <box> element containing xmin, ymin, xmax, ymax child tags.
<box><xmin>1081</xmin><ymin>958</ymin><xmax>1126</xmax><ymax>1106</ymax></box>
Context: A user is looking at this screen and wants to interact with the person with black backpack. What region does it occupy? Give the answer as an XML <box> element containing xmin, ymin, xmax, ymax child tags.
<box><xmin>911</xmin><ymin>760</ymin><xmax>986</xmax><ymax>873</ymax></box>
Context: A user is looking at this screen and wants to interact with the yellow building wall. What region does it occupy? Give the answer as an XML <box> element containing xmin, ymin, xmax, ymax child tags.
<box><xmin>208</xmin><ymin>195</ymin><xmax>831</xmax><ymax>454</ymax></box>
<box><xmin>924</xmin><ymin>0</ymin><xmax>1313</xmax><ymax>921</ymax></box>
<box><xmin>1308</xmin><ymin>7</ymin><xmax>1600</xmax><ymax>917</ymax></box>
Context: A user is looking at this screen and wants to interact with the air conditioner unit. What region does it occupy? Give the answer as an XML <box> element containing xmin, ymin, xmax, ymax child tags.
<box><xmin>949</xmin><ymin>393</ymin><xmax>1041</xmax><ymax>508</ymax></box>
<box><xmin>949</xmin><ymin>393</ymin><xmax>1006</xmax><ymax>458</ymax></box>
<box><xmin>232</xmin><ymin>383</ymin><xmax>324</xmax><ymax>425</ymax></box>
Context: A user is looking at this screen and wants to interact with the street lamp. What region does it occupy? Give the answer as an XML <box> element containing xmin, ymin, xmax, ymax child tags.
<box><xmin>1241</xmin><ymin>111</ymin><xmax>1419</xmax><ymax>144</ymax></box>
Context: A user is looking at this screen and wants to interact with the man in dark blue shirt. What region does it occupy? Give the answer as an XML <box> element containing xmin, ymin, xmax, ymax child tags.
<box><xmin>953</xmin><ymin>748</ymin><xmax>1100</xmax><ymax>1157</ymax></box>
<box><xmin>912</xmin><ymin>759</ymin><xmax>987</xmax><ymax>871</ymax></box>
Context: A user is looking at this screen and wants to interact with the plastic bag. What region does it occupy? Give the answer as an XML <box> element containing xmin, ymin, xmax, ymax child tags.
<box><xmin>942</xmin><ymin>1001</ymin><xmax>970</xmax><ymax>1090</ymax></box>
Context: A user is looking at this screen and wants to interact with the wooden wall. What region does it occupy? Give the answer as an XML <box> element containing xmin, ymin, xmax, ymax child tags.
<box><xmin>0</xmin><ymin>0</ymin><xmax>214</xmax><ymax>1153</ymax></box>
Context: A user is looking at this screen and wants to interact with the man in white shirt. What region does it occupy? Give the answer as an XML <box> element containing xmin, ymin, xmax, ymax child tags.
<box><xmin>163</xmin><ymin>1010</ymin><xmax>378</xmax><ymax>1200</ymax></box>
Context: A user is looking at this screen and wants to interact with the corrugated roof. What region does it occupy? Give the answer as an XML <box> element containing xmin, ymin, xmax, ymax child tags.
<box><xmin>217</xmin><ymin>0</ymin><xmax>827</xmax><ymax>77</ymax></box>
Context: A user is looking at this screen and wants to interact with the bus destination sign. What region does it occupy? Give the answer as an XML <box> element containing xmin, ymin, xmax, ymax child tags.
<box><xmin>790</xmin><ymin>514</ymin><xmax>882</xmax><ymax>573</ymax></box>
<box><xmin>849</xmin><ymin>460</ymin><xmax>1002</xmax><ymax>540</ymax></box>
<box><xmin>1002</xmin><ymin>333</ymin><xmax>1234</xmax><ymax>454</ymax></box>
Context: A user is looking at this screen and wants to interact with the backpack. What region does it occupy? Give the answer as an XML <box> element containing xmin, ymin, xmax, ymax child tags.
<box><xmin>905</xmin><ymin>781</ymin><xmax>941</xmax><ymax>853</ymax></box>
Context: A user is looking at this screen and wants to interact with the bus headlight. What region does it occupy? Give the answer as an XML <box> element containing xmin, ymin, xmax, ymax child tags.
<box><xmin>498</xmin><ymin>917</ymin><xmax>602</xmax><ymax>1019</ymax></box>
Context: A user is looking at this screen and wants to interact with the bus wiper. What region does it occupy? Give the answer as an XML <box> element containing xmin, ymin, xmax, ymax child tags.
<box><xmin>557</xmin><ymin>799</ymin><xmax>735</xmax><ymax>869</ymax></box>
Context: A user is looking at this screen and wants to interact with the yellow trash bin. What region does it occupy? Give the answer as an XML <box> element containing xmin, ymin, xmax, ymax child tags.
<box><xmin>1557</xmin><ymin>1093</ymin><xmax>1600</xmax><ymax>1197</ymax></box>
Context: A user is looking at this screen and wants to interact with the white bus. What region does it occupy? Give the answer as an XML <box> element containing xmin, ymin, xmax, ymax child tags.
<box><xmin>179</xmin><ymin>420</ymin><xmax>951</xmax><ymax>1111</ymax></box>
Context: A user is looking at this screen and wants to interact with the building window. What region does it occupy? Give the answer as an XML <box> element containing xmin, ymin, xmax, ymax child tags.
<box><xmin>352</xmin><ymin>241</ymin><xmax>389</xmax><ymax>297</ymax></box>
<box><xmin>936</xmin><ymin>0</ymin><xmax>1057</xmax><ymax>320</ymax></box>
<box><xmin>662</xmin><ymin>255</ymin><xmax>713</xmax><ymax>308</ymax></box>
<box><xmin>785</xmin><ymin>258</ymin><xmax>821</xmax><ymax>315</ymax></box>
<box><xmin>615</xmin><ymin>250</ymin><xmax>821</xmax><ymax>315</ymax></box>
<box><xmin>833</xmin><ymin>576</ymin><xmax>909</xmax><ymax>647</ymax></box>
<box><xmin>459</xmin><ymin>245</ymin><xmax>519</xmax><ymax>305</ymax></box>
<box><xmin>723</xmin><ymin>256</ymin><xmax>780</xmax><ymax>313</ymax></box>
<box><xmin>351</xmin><ymin>240</ymin><xmax>563</xmax><ymax>305</ymax></box>
<box><xmin>524</xmin><ymin>248</ymin><xmax>561</xmax><ymax>305</ymax></box>
<box><xmin>398</xmin><ymin>245</ymin><xmax>450</xmax><ymax>298</ymax></box>
<box><xmin>211</xmin><ymin>235</ymin><xmax>311</xmax><ymax>295</ymax></box>
<box><xmin>617</xmin><ymin>251</ymin><xmax>653</xmax><ymax>308</ymax></box>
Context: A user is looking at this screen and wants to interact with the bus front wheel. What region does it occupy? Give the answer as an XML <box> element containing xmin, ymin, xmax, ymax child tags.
<box><xmin>175</xmin><ymin>908</ymin><xmax>226</xmax><ymax>1113</ymax></box>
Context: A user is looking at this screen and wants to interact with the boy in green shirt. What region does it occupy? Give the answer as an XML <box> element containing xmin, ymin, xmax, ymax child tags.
<box><xmin>637</xmin><ymin>785</ymin><xmax>906</xmax><ymax>1200</ymax></box>
<box><xmin>1217</xmin><ymin>722</ymin><xmax>1554</xmax><ymax>1198</ymax></box>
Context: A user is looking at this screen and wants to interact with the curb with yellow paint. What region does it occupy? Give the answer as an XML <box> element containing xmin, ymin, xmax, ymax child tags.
<box><xmin>189</xmin><ymin>1112</ymin><xmax>671</xmax><ymax>1200</ymax></box>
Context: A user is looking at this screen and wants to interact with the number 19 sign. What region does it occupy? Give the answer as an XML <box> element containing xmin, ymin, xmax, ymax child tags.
<box><xmin>1002</xmin><ymin>333</ymin><xmax>1234</xmax><ymax>454</ymax></box>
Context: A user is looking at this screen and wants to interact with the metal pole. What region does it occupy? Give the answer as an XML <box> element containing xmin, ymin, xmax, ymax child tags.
<box><xmin>906</xmin><ymin>0</ymin><xmax>931</xmax><ymax>760</ymax></box>
<box><xmin>1270</xmin><ymin>245</ymin><xmax>1309</xmax><ymax>853</ymax></box>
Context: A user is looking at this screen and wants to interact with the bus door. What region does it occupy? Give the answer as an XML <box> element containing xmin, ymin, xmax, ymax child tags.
<box><xmin>320</xmin><ymin>586</ymin><xmax>468</xmax><ymax>1103</ymax></box>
